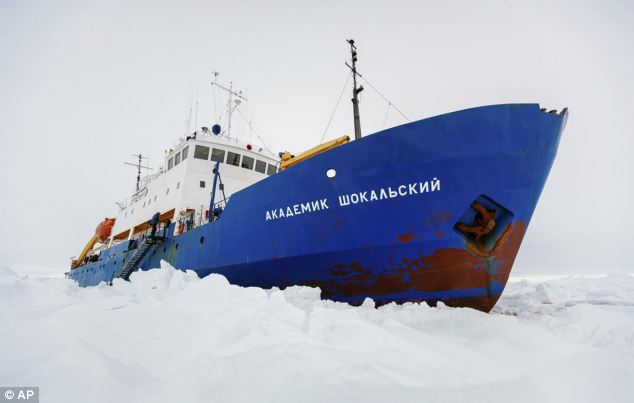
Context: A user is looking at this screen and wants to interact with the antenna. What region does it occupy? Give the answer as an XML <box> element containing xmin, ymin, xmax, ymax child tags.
<box><xmin>346</xmin><ymin>39</ymin><xmax>364</xmax><ymax>140</ymax></box>
<box><xmin>183</xmin><ymin>90</ymin><xmax>190</xmax><ymax>137</ymax></box>
<box><xmin>212</xmin><ymin>71</ymin><xmax>220</xmax><ymax>122</ymax></box>
<box><xmin>124</xmin><ymin>154</ymin><xmax>153</xmax><ymax>191</ymax></box>
<box><xmin>187</xmin><ymin>90</ymin><xmax>194</xmax><ymax>134</ymax></box>
<box><xmin>194</xmin><ymin>78</ymin><xmax>200</xmax><ymax>132</ymax></box>
<box><xmin>211</xmin><ymin>79</ymin><xmax>247</xmax><ymax>139</ymax></box>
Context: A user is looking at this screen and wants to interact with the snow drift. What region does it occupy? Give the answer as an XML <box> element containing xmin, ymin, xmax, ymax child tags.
<box><xmin>1</xmin><ymin>263</ymin><xmax>633</xmax><ymax>403</ymax></box>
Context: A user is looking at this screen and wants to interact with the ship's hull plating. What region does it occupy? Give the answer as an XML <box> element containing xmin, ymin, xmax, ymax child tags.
<box><xmin>68</xmin><ymin>104</ymin><xmax>566</xmax><ymax>312</ymax></box>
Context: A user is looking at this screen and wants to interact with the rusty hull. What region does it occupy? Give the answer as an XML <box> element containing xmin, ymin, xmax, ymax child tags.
<box><xmin>309</xmin><ymin>221</ymin><xmax>526</xmax><ymax>313</ymax></box>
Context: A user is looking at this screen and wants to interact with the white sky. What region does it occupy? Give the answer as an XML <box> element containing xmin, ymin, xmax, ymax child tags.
<box><xmin>1</xmin><ymin>0</ymin><xmax>632</xmax><ymax>275</ymax></box>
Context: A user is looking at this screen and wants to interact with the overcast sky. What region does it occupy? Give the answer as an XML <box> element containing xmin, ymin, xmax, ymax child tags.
<box><xmin>1</xmin><ymin>0</ymin><xmax>632</xmax><ymax>276</ymax></box>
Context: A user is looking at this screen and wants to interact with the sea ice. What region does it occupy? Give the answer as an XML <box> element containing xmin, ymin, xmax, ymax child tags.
<box><xmin>0</xmin><ymin>263</ymin><xmax>632</xmax><ymax>403</ymax></box>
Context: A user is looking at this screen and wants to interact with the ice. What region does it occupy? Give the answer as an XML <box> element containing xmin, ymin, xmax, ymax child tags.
<box><xmin>1</xmin><ymin>263</ymin><xmax>633</xmax><ymax>403</ymax></box>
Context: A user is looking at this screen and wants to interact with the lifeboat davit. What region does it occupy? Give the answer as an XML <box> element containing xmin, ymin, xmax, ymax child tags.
<box><xmin>95</xmin><ymin>218</ymin><xmax>116</xmax><ymax>243</ymax></box>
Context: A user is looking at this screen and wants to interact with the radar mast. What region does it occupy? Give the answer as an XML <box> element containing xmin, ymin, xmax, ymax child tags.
<box><xmin>346</xmin><ymin>39</ymin><xmax>364</xmax><ymax>140</ymax></box>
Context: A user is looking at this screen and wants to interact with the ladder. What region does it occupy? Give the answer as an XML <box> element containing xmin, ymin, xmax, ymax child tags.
<box><xmin>115</xmin><ymin>237</ymin><xmax>162</xmax><ymax>281</ymax></box>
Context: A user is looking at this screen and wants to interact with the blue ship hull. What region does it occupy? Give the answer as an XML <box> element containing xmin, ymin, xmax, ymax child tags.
<box><xmin>68</xmin><ymin>104</ymin><xmax>567</xmax><ymax>312</ymax></box>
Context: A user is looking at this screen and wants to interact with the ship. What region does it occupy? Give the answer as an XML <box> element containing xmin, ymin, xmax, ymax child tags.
<box><xmin>66</xmin><ymin>40</ymin><xmax>567</xmax><ymax>312</ymax></box>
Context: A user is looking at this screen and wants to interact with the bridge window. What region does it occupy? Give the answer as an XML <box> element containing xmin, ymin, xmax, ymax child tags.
<box><xmin>267</xmin><ymin>164</ymin><xmax>277</xmax><ymax>175</ymax></box>
<box><xmin>211</xmin><ymin>148</ymin><xmax>225</xmax><ymax>163</ymax></box>
<box><xmin>255</xmin><ymin>160</ymin><xmax>267</xmax><ymax>174</ymax></box>
<box><xmin>194</xmin><ymin>145</ymin><xmax>210</xmax><ymax>160</ymax></box>
<box><xmin>175</xmin><ymin>152</ymin><xmax>181</xmax><ymax>166</ymax></box>
<box><xmin>241</xmin><ymin>155</ymin><xmax>254</xmax><ymax>170</ymax></box>
<box><xmin>227</xmin><ymin>151</ymin><xmax>240</xmax><ymax>166</ymax></box>
<box><xmin>182</xmin><ymin>146</ymin><xmax>189</xmax><ymax>160</ymax></box>
<box><xmin>168</xmin><ymin>158</ymin><xmax>174</xmax><ymax>170</ymax></box>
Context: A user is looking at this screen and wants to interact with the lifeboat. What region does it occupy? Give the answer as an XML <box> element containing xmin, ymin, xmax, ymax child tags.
<box><xmin>71</xmin><ymin>218</ymin><xmax>116</xmax><ymax>269</ymax></box>
<box><xmin>96</xmin><ymin>218</ymin><xmax>116</xmax><ymax>242</ymax></box>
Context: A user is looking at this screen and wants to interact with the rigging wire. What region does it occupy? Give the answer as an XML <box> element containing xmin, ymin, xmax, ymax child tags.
<box><xmin>359</xmin><ymin>75</ymin><xmax>411</xmax><ymax>123</ymax></box>
<box><xmin>250</xmin><ymin>118</ymin><xmax>272</xmax><ymax>152</ymax></box>
<box><xmin>320</xmin><ymin>71</ymin><xmax>352</xmax><ymax>143</ymax></box>
<box><xmin>212</xmin><ymin>72</ymin><xmax>220</xmax><ymax>123</ymax></box>
<box><xmin>212</xmin><ymin>83</ymin><xmax>217</xmax><ymax>122</ymax></box>
<box><xmin>382</xmin><ymin>102</ymin><xmax>391</xmax><ymax>129</ymax></box>
<box><xmin>208</xmin><ymin>73</ymin><xmax>270</xmax><ymax>151</ymax></box>
<box><xmin>211</xmin><ymin>75</ymin><xmax>218</xmax><ymax>123</ymax></box>
<box><xmin>235</xmin><ymin>107</ymin><xmax>271</xmax><ymax>152</ymax></box>
<box><xmin>247</xmin><ymin>107</ymin><xmax>253</xmax><ymax>144</ymax></box>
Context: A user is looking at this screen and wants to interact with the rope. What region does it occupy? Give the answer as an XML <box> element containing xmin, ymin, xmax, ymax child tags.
<box><xmin>359</xmin><ymin>76</ymin><xmax>411</xmax><ymax>122</ymax></box>
<box><xmin>320</xmin><ymin>71</ymin><xmax>352</xmax><ymax>143</ymax></box>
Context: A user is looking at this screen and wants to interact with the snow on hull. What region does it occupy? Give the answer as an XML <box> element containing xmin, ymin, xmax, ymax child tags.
<box><xmin>1</xmin><ymin>263</ymin><xmax>633</xmax><ymax>403</ymax></box>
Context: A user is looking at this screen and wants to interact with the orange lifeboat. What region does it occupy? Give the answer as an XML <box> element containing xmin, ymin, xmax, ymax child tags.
<box><xmin>95</xmin><ymin>218</ymin><xmax>116</xmax><ymax>243</ymax></box>
<box><xmin>71</xmin><ymin>218</ymin><xmax>116</xmax><ymax>269</ymax></box>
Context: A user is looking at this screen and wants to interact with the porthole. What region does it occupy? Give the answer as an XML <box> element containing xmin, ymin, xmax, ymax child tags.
<box><xmin>200</xmin><ymin>236</ymin><xmax>205</xmax><ymax>245</ymax></box>
<box><xmin>175</xmin><ymin>243</ymin><xmax>179</xmax><ymax>250</ymax></box>
<box><xmin>326</xmin><ymin>168</ymin><xmax>337</xmax><ymax>178</ymax></box>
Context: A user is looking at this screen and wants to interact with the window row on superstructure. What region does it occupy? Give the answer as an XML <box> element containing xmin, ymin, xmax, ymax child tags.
<box><xmin>167</xmin><ymin>144</ymin><xmax>278</xmax><ymax>175</ymax></box>
<box><xmin>167</xmin><ymin>146</ymin><xmax>189</xmax><ymax>170</ymax></box>
<box><xmin>121</xmin><ymin>142</ymin><xmax>278</xmax><ymax>221</ymax></box>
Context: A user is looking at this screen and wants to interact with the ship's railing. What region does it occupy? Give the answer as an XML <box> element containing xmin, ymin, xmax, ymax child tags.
<box><xmin>212</xmin><ymin>196</ymin><xmax>230</xmax><ymax>210</ymax></box>
<box><xmin>203</xmin><ymin>196</ymin><xmax>231</xmax><ymax>225</ymax></box>
<box><xmin>116</xmin><ymin>172</ymin><xmax>162</xmax><ymax>210</ymax></box>
<box><xmin>175</xmin><ymin>130</ymin><xmax>274</xmax><ymax>156</ymax></box>
<box><xmin>138</xmin><ymin>171</ymin><xmax>161</xmax><ymax>188</ymax></box>
<box><xmin>173</xmin><ymin>197</ymin><xmax>232</xmax><ymax>233</ymax></box>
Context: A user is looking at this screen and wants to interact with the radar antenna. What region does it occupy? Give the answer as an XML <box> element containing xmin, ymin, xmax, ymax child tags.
<box><xmin>124</xmin><ymin>154</ymin><xmax>153</xmax><ymax>191</ymax></box>
<box><xmin>346</xmin><ymin>39</ymin><xmax>364</xmax><ymax>140</ymax></box>
<box><xmin>211</xmin><ymin>78</ymin><xmax>248</xmax><ymax>139</ymax></box>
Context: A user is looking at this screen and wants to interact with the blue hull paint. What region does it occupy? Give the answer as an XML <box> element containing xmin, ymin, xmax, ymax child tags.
<box><xmin>68</xmin><ymin>104</ymin><xmax>566</xmax><ymax>312</ymax></box>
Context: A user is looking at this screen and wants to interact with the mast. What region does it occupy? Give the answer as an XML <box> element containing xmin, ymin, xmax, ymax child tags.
<box><xmin>124</xmin><ymin>154</ymin><xmax>152</xmax><ymax>192</ymax></box>
<box><xmin>211</xmin><ymin>78</ymin><xmax>247</xmax><ymax>139</ymax></box>
<box><xmin>346</xmin><ymin>39</ymin><xmax>364</xmax><ymax>140</ymax></box>
<box><xmin>227</xmin><ymin>82</ymin><xmax>233</xmax><ymax>138</ymax></box>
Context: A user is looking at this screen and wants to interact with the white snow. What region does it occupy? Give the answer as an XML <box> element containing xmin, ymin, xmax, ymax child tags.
<box><xmin>1</xmin><ymin>262</ymin><xmax>633</xmax><ymax>403</ymax></box>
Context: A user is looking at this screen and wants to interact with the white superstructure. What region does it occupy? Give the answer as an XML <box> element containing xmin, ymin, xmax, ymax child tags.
<box><xmin>109</xmin><ymin>130</ymin><xmax>279</xmax><ymax>242</ymax></box>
